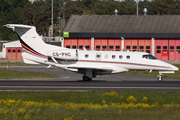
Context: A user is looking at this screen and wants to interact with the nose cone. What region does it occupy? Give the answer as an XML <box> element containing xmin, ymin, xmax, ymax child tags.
<box><xmin>170</xmin><ymin>64</ymin><xmax>179</xmax><ymax>71</ymax></box>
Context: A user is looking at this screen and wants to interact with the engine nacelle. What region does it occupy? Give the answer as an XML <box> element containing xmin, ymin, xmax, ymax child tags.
<box><xmin>47</xmin><ymin>49</ymin><xmax>78</xmax><ymax>60</ymax></box>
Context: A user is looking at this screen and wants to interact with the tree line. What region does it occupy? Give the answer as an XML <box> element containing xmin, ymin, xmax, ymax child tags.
<box><xmin>1</xmin><ymin>0</ymin><xmax>180</xmax><ymax>41</ymax></box>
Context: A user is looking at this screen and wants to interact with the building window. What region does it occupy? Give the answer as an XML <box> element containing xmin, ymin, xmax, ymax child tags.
<box><xmin>112</xmin><ymin>55</ymin><xmax>116</xmax><ymax>59</ymax></box>
<box><xmin>126</xmin><ymin>55</ymin><xmax>130</xmax><ymax>59</ymax></box>
<box><xmin>177</xmin><ymin>46</ymin><xmax>180</xmax><ymax>49</ymax></box>
<box><xmin>8</xmin><ymin>49</ymin><xmax>11</xmax><ymax>53</ymax></box>
<box><xmin>157</xmin><ymin>50</ymin><xmax>161</xmax><ymax>53</ymax></box>
<box><xmin>66</xmin><ymin>45</ymin><xmax>70</xmax><ymax>48</ymax></box>
<box><xmin>17</xmin><ymin>50</ymin><xmax>21</xmax><ymax>53</ymax></box>
<box><xmin>96</xmin><ymin>45</ymin><xmax>100</xmax><ymax>50</ymax></box>
<box><xmin>163</xmin><ymin>46</ymin><xmax>167</xmax><ymax>49</ymax></box>
<box><xmin>163</xmin><ymin>50</ymin><xmax>167</xmax><ymax>53</ymax></box>
<box><xmin>72</xmin><ymin>45</ymin><xmax>76</xmax><ymax>49</ymax></box>
<box><xmin>79</xmin><ymin>45</ymin><xmax>83</xmax><ymax>49</ymax></box>
<box><xmin>133</xmin><ymin>46</ymin><xmax>137</xmax><ymax>49</ymax></box>
<box><xmin>177</xmin><ymin>50</ymin><xmax>180</xmax><ymax>53</ymax></box>
<box><xmin>170</xmin><ymin>46</ymin><xmax>174</xmax><ymax>49</ymax></box>
<box><xmin>146</xmin><ymin>50</ymin><xmax>150</xmax><ymax>53</ymax></box>
<box><xmin>146</xmin><ymin>46</ymin><xmax>150</xmax><ymax>49</ymax></box>
<box><xmin>157</xmin><ymin>46</ymin><xmax>161</xmax><ymax>49</ymax></box>
<box><xmin>109</xmin><ymin>46</ymin><xmax>113</xmax><ymax>50</ymax></box>
<box><xmin>85</xmin><ymin>54</ymin><xmax>89</xmax><ymax>58</ymax></box>
<box><xmin>116</xmin><ymin>46</ymin><xmax>120</xmax><ymax>49</ymax></box>
<box><xmin>170</xmin><ymin>50</ymin><xmax>174</xmax><ymax>53</ymax></box>
<box><xmin>126</xmin><ymin>46</ymin><xmax>130</xmax><ymax>49</ymax></box>
<box><xmin>85</xmin><ymin>45</ymin><xmax>90</xmax><ymax>50</ymax></box>
<box><xmin>140</xmin><ymin>46</ymin><xmax>144</xmax><ymax>49</ymax></box>
<box><xmin>140</xmin><ymin>50</ymin><xmax>144</xmax><ymax>52</ymax></box>
<box><xmin>102</xmin><ymin>46</ymin><xmax>107</xmax><ymax>50</ymax></box>
<box><xmin>12</xmin><ymin>50</ymin><xmax>16</xmax><ymax>53</ymax></box>
<box><xmin>119</xmin><ymin>55</ymin><xmax>123</xmax><ymax>59</ymax></box>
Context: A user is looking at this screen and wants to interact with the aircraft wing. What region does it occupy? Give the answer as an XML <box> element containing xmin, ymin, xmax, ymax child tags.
<box><xmin>67</xmin><ymin>66</ymin><xmax>128</xmax><ymax>74</ymax></box>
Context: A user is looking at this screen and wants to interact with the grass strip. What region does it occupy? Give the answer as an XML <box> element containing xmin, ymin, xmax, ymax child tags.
<box><xmin>0</xmin><ymin>91</ymin><xmax>180</xmax><ymax>120</ymax></box>
<box><xmin>0</xmin><ymin>62</ymin><xmax>27</xmax><ymax>66</ymax></box>
<box><xmin>0</xmin><ymin>68</ymin><xmax>60</xmax><ymax>79</ymax></box>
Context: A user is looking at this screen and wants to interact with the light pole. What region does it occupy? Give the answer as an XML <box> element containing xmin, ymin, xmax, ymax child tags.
<box><xmin>58</xmin><ymin>17</ymin><xmax>61</xmax><ymax>37</ymax></box>
<box><xmin>52</xmin><ymin>0</ymin><xmax>53</xmax><ymax>35</ymax></box>
<box><xmin>137</xmin><ymin>0</ymin><xmax>138</xmax><ymax>15</ymax></box>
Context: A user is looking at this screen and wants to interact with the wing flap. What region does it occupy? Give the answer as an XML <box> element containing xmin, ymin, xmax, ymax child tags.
<box><xmin>68</xmin><ymin>66</ymin><xmax>113</xmax><ymax>71</ymax></box>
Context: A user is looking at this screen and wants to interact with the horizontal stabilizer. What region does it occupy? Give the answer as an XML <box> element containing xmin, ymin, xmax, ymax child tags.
<box><xmin>23</xmin><ymin>59</ymin><xmax>40</xmax><ymax>64</ymax></box>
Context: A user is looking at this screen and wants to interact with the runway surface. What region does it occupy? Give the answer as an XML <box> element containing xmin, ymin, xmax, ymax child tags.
<box><xmin>0</xmin><ymin>65</ymin><xmax>180</xmax><ymax>91</ymax></box>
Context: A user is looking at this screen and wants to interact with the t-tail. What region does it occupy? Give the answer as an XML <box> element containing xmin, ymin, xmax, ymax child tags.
<box><xmin>5</xmin><ymin>24</ymin><xmax>74</xmax><ymax>64</ymax></box>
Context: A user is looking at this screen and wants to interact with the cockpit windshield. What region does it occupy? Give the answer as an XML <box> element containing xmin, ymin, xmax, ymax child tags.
<box><xmin>142</xmin><ymin>54</ymin><xmax>157</xmax><ymax>60</ymax></box>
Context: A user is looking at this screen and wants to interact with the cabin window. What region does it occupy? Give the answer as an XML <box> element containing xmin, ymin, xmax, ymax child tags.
<box><xmin>72</xmin><ymin>45</ymin><xmax>76</xmax><ymax>49</ymax></box>
<box><xmin>66</xmin><ymin>45</ymin><xmax>70</xmax><ymax>48</ymax></box>
<box><xmin>126</xmin><ymin>55</ymin><xmax>130</xmax><ymax>59</ymax></box>
<box><xmin>85</xmin><ymin>54</ymin><xmax>89</xmax><ymax>58</ymax></box>
<box><xmin>146</xmin><ymin>50</ymin><xmax>150</xmax><ymax>53</ymax></box>
<box><xmin>177</xmin><ymin>46</ymin><xmax>180</xmax><ymax>49</ymax></box>
<box><xmin>163</xmin><ymin>46</ymin><xmax>167</xmax><ymax>49</ymax></box>
<box><xmin>97</xmin><ymin>55</ymin><xmax>100</xmax><ymax>58</ymax></box>
<box><xmin>140</xmin><ymin>46</ymin><xmax>144</xmax><ymax>49</ymax></box>
<box><xmin>79</xmin><ymin>45</ymin><xmax>83</xmax><ymax>49</ymax></box>
<box><xmin>142</xmin><ymin>54</ymin><xmax>157</xmax><ymax>59</ymax></box>
<box><xmin>105</xmin><ymin>54</ymin><xmax>108</xmax><ymax>59</ymax></box>
<box><xmin>170</xmin><ymin>46</ymin><xmax>174</xmax><ymax>49</ymax></box>
<box><xmin>96</xmin><ymin>53</ymin><xmax>101</xmax><ymax>60</ymax></box>
<box><xmin>157</xmin><ymin>46</ymin><xmax>161</xmax><ymax>49</ymax></box>
<box><xmin>126</xmin><ymin>46</ymin><xmax>130</xmax><ymax>49</ymax></box>
<box><xmin>85</xmin><ymin>45</ymin><xmax>90</xmax><ymax>50</ymax></box>
<box><xmin>112</xmin><ymin>55</ymin><xmax>116</xmax><ymax>59</ymax></box>
<box><xmin>133</xmin><ymin>46</ymin><xmax>137</xmax><ymax>49</ymax></box>
<box><xmin>157</xmin><ymin>50</ymin><xmax>161</xmax><ymax>53</ymax></box>
<box><xmin>146</xmin><ymin>46</ymin><xmax>150</xmax><ymax>49</ymax></box>
<box><xmin>119</xmin><ymin>55</ymin><xmax>123</xmax><ymax>59</ymax></box>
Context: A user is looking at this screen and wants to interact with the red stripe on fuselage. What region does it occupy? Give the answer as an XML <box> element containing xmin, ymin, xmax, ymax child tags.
<box><xmin>21</xmin><ymin>44</ymin><xmax>47</xmax><ymax>58</ymax></box>
<box><xmin>77</xmin><ymin>60</ymin><xmax>171</xmax><ymax>69</ymax></box>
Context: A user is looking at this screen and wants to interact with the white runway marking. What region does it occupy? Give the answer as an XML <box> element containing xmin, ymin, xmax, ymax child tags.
<box><xmin>0</xmin><ymin>86</ymin><xmax>179</xmax><ymax>90</ymax></box>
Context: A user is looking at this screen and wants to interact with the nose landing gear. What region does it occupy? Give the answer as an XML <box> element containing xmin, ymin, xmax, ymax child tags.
<box><xmin>157</xmin><ymin>73</ymin><xmax>163</xmax><ymax>82</ymax></box>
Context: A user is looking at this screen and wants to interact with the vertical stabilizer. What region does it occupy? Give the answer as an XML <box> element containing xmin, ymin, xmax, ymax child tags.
<box><xmin>5</xmin><ymin>24</ymin><xmax>48</xmax><ymax>58</ymax></box>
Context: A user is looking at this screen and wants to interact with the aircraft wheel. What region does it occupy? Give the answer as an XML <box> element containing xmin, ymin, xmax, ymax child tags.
<box><xmin>83</xmin><ymin>75</ymin><xmax>92</xmax><ymax>81</ymax></box>
<box><xmin>158</xmin><ymin>76</ymin><xmax>163</xmax><ymax>82</ymax></box>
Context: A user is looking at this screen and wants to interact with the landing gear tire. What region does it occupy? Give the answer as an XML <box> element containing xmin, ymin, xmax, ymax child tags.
<box><xmin>82</xmin><ymin>75</ymin><xmax>92</xmax><ymax>81</ymax></box>
<box><xmin>158</xmin><ymin>76</ymin><xmax>163</xmax><ymax>82</ymax></box>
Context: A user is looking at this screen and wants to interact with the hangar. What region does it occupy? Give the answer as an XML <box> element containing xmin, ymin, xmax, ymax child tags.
<box><xmin>62</xmin><ymin>15</ymin><xmax>180</xmax><ymax>60</ymax></box>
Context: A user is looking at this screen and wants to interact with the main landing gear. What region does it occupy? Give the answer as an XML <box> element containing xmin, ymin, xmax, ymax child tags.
<box><xmin>82</xmin><ymin>69</ymin><xmax>93</xmax><ymax>81</ymax></box>
<box><xmin>157</xmin><ymin>73</ymin><xmax>163</xmax><ymax>82</ymax></box>
<box><xmin>82</xmin><ymin>75</ymin><xmax>92</xmax><ymax>81</ymax></box>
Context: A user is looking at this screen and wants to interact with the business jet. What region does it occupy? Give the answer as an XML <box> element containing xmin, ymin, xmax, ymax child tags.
<box><xmin>5</xmin><ymin>24</ymin><xmax>179</xmax><ymax>82</ymax></box>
